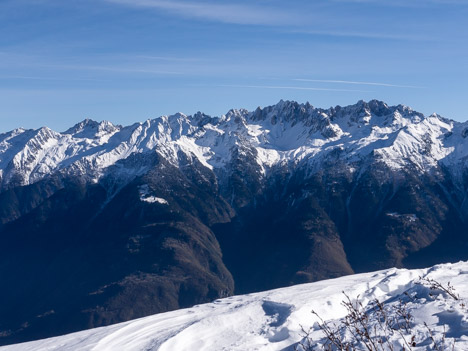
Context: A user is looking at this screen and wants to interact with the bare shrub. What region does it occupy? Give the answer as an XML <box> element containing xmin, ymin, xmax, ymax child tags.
<box><xmin>297</xmin><ymin>279</ymin><xmax>460</xmax><ymax>351</ymax></box>
<box><xmin>416</xmin><ymin>277</ymin><xmax>459</xmax><ymax>301</ymax></box>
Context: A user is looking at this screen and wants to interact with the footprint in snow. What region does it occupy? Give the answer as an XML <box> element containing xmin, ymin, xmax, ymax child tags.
<box><xmin>262</xmin><ymin>300</ymin><xmax>293</xmax><ymax>343</ymax></box>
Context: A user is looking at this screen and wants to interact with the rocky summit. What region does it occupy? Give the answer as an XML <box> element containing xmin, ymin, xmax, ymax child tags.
<box><xmin>1</xmin><ymin>99</ymin><xmax>468</xmax><ymax>345</ymax></box>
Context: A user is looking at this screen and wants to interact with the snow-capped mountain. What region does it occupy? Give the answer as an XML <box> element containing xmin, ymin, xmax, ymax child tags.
<box><xmin>1</xmin><ymin>99</ymin><xmax>468</xmax><ymax>190</ymax></box>
<box><xmin>2</xmin><ymin>261</ymin><xmax>468</xmax><ymax>351</ymax></box>
<box><xmin>1</xmin><ymin>100</ymin><xmax>468</xmax><ymax>346</ymax></box>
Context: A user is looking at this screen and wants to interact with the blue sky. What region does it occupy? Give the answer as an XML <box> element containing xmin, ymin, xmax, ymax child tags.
<box><xmin>0</xmin><ymin>0</ymin><xmax>467</xmax><ymax>132</ymax></box>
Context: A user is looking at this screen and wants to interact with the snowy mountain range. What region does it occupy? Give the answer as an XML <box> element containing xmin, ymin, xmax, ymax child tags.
<box><xmin>1</xmin><ymin>100</ymin><xmax>468</xmax><ymax>346</ymax></box>
<box><xmin>2</xmin><ymin>99</ymin><xmax>468</xmax><ymax>189</ymax></box>
<box><xmin>2</xmin><ymin>261</ymin><xmax>468</xmax><ymax>351</ymax></box>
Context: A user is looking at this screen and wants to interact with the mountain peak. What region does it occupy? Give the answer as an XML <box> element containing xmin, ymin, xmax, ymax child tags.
<box><xmin>64</xmin><ymin>118</ymin><xmax>119</xmax><ymax>138</ymax></box>
<box><xmin>0</xmin><ymin>99</ymin><xmax>464</xmax><ymax>190</ymax></box>
<box><xmin>64</xmin><ymin>118</ymin><xmax>99</xmax><ymax>133</ymax></box>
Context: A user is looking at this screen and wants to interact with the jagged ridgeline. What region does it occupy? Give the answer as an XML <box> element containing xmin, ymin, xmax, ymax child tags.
<box><xmin>1</xmin><ymin>99</ymin><xmax>468</xmax><ymax>345</ymax></box>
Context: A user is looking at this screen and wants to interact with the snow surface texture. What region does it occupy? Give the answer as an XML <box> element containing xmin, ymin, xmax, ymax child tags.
<box><xmin>1</xmin><ymin>100</ymin><xmax>468</xmax><ymax>188</ymax></box>
<box><xmin>3</xmin><ymin>261</ymin><xmax>468</xmax><ymax>351</ymax></box>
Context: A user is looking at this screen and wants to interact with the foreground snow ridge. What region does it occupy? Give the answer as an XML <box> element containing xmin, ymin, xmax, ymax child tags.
<box><xmin>3</xmin><ymin>261</ymin><xmax>468</xmax><ymax>351</ymax></box>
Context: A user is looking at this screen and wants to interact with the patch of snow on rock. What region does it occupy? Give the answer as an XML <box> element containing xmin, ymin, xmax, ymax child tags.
<box><xmin>138</xmin><ymin>185</ymin><xmax>168</xmax><ymax>205</ymax></box>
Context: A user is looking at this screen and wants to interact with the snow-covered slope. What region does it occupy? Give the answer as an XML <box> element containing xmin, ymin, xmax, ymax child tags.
<box><xmin>1</xmin><ymin>100</ymin><xmax>467</xmax><ymax>189</ymax></box>
<box><xmin>3</xmin><ymin>261</ymin><xmax>468</xmax><ymax>351</ymax></box>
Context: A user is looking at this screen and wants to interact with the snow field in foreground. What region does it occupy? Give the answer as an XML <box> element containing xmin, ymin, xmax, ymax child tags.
<box><xmin>2</xmin><ymin>261</ymin><xmax>468</xmax><ymax>351</ymax></box>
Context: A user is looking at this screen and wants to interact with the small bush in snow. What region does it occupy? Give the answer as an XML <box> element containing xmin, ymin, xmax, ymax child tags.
<box><xmin>297</xmin><ymin>279</ymin><xmax>460</xmax><ymax>351</ymax></box>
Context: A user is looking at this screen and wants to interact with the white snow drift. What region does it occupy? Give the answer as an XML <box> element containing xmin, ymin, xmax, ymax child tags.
<box><xmin>2</xmin><ymin>261</ymin><xmax>468</xmax><ymax>351</ymax></box>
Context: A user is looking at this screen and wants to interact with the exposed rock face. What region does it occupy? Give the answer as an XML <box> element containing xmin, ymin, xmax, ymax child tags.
<box><xmin>1</xmin><ymin>100</ymin><xmax>468</xmax><ymax>345</ymax></box>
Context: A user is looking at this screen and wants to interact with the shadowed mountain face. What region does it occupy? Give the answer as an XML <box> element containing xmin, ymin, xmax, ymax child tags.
<box><xmin>1</xmin><ymin>100</ymin><xmax>468</xmax><ymax>345</ymax></box>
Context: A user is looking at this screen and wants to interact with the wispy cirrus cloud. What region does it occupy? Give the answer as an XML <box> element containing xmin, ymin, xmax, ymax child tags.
<box><xmin>294</xmin><ymin>79</ymin><xmax>425</xmax><ymax>89</ymax></box>
<box><xmin>104</xmin><ymin>0</ymin><xmax>440</xmax><ymax>42</ymax></box>
<box><xmin>218</xmin><ymin>84</ymin><xmax>372</xmax><ymax>93</ymax></box>
<box><xmin>45</xmin><ymin>64</ymin><xmax>183</xmax><ymax>75</ymax></box>
<box><xmin>328</xmin><ymin>0</ymin><xmax>468</xmax><ymax>7</ymax></box>
<box><xmin>0</xmin><ymin>75</ymin><xmax>105</xmax><ymax>81</ymax></box>
<box><xmin>0</xmin><ymin>52</ymin><xmax>184</xmax><ymax>76</ymax></box>
<box><xmin>105</xmin><ymin>0</ymin><xmax>300</xmax><ymax>26</ymax></box>
<box><xmin>134</xmin><ymin>55</ymin><xmax>201</xmax><ymax>62</ymax></box>
<box><xmin>288</xmin><ymin>29</ymin><xmax>433</xmax><ymax>41</ymax></box>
